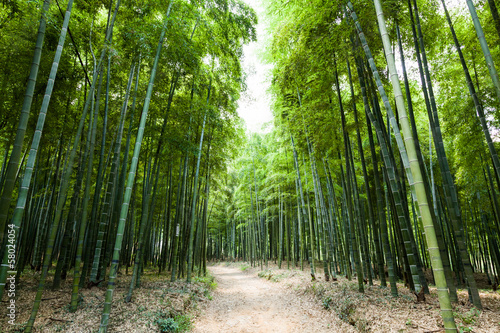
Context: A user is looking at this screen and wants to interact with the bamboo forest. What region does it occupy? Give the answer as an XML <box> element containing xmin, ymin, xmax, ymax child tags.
<box><xmin>1</xmin><ymin>0</ymin><xmax>500</xmax><ymax>331</ymax></box>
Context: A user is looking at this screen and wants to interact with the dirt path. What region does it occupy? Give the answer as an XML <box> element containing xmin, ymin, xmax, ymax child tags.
<box><xmin>192</xmin><ymin>265</ymin><xmax>348</xmax><ymax>333</ymax></box>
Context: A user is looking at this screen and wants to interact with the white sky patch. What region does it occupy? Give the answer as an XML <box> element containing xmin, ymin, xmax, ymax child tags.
<box><xmin>238</xmin><ymin>0</ymin><xmax>273</xmax><ymax>134</ymax></box>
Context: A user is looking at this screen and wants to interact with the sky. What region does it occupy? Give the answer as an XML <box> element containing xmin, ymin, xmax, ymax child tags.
<box><xmin>237</xmin><ymin>0</ymin><xmax>273</xmax><ymax>133</ymax></box>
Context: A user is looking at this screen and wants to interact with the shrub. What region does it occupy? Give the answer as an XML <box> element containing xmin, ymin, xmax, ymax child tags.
<box><xmin>454</xmin><ymin>307</ymin><xmax>481</xmax><ymax>333</ymax></box>
<box><xmin>258</xmin><ymin>270</ymin><xmax>274</xmax><ymax>280</ymax></box>
<box><xmin>322</xmin><ymin>296</ymin><xmax>332</xmax><ymax>310</ymax></box>
<box><xmin>156</xmin><ymin>318</ymin><xmax>178</xmax><ymax>332</ymax></box>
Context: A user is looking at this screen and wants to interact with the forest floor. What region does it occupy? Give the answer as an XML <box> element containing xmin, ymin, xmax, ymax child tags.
<box><xmin>1</xmin><ymin>263</ymin><xmax>499</xmax><ymax>332</ymax></box>
<box><xmin>0</xmin><ymin>268</ymin><xmax>216</xmax><ymax>332</ymax></box>
<box><xmin>193</xmin><ymin>262</ymin><xmax>500</xmax><ymax>333</ymax></box>
<box><xmin>191</xmin><ymin>264</ymin><xmax>350</xmax><ymax>333</ymax></box>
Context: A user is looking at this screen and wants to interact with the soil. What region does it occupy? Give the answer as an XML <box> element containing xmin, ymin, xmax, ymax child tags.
<box><xmin>192</xmin><ymin>265</ymin><xmax>354</xmax><ymax>333</ymax></box>
<box><xmin>0</xmin><ymin>269</ymin><xmax>213</xmax><ymax>332</ymax></box>
<box><xmin>193</xmin><ymin>262</ymin><xmax>500</xmax><ymax>333</ymax></box>
<box><xmin>2</xmin><ymin>263</ymin><xmax>499</xmax><ymax>332</ymax></box>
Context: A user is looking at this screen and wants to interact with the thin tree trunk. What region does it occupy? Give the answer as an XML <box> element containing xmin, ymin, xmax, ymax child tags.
<box><xmin>99</xmin><ymin>4</ymin><xmax>174</xmax><ymax>330</ymax></box>
<box><xmin>348</xmin><ymin>1</ymin><xmax>457</xmax><ymax>329</ymax></box>
<box><xmin>0</xmin><ymin>0</ymin><xmax>71</xmax><ymax>303</ymax></box>
<box><xmin>466</xmin><ymin>0</ymin><xmax>500</xmax><ymax>102</ymax></box>
<box><xmin>0</xmin><ymin>0</ymin><xmax>51</xmax><ymax>242</ymax></box>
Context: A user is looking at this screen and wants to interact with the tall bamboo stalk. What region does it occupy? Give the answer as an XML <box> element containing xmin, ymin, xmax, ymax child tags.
<box><xmin>347</xmin><ymin>1</ymin><xmax>456</xmax><ymax>329</ymax></box>
<box><xmin>99</xmin><ymin>3</ymin><xmax>174</xmax><ymax>330</ymax></box>
<box><xmin>0</xmin><ymin>0</ymin><xmax>51</xmax><ymax>242</ymax></box>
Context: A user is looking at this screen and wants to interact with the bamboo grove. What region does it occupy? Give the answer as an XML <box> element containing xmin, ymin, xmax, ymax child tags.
<box><xmin>0</xmin><ymin>0</ymin><xmax>256</xmax><ymax>331</ymax></box>
<box><xmin>204</xmin><ymin>0</ymin><xmax>500</xmax><ymax>331</ymax></box>
<box><xmin>1</xmin><ymin>0</ymin><xmax>500</xmax><ymax>331</ymax></box>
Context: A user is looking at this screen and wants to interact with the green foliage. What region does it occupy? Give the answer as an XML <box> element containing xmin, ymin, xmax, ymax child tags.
<box><xmin>174</xmin><ymin>314</ymin><xmax>192</xmax><ymax>332</ymax></box>
<box><xmin>454</xmin><ymin>307</ymin><xmax>481</xmax><ymax>332</ymax></box>
<box><xmin>258</xmin><ymin>269</ymin><xmax>274</xmax><ymax>280</ymax></box>
<box><xmin>322</xmin><ymin>295</ymin><xmax>332</xmax><ymax>310</ymax></box>
<box><xmin>335</xmin><ymin>295</ymin><xmax>356</xmax><ymax>324</ymax></box>
<box><xmin>256</xmin><ymin>269</ymin><xmax>292</xmax><ymax>283</ymax></box>
<box><xmin>8</xmin><ymin>322</ymin><xmax>27</xmax><ymax>333</ymax></box>
<box><xmin>156</xmin><ymin>317</ymin><xmax>179</xmax><ymax>333</ymax></box>
<box><xmin>2</xmin><ymin>0</ymin><xmax>500</xmax><ymax>329</ymax></box>
<box><xmin>153</xmin><ymin>310</ymin><xmax>192</xmax><ymax>333</ymax></box>
<box><xmin>194</xmin><ymin>274</ymin><xmax>218</xmax><ymax>291</ymax></box>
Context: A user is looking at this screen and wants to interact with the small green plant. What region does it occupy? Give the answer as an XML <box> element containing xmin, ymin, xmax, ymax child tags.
<box><xmin>156</xmin><ymin>318</ymin><xmax>178</xmax><ymax>333</ymax></box>
<box><xmin>458</xmin><ymin>326</ymin><xmax>473</xmax><ymax>333</ymax></box>
<box><xmin>194</xmin><ymin>275</ymin><xmax>217</xmax><ymax>290</ymax></box>
<box><xmin>152</xmin><ymin>309</ymin><xmax>192</xmax><ymax>333</ymax></box>
<box><xmin>336</xmin><ymin>295</ymin><xmax>356</xmax><ymax>324</ymax></box>
<box><xmin>308</xmin><ymin>282</ymin><xmax>326</xmax><ymax>297</ymax></box>
<box><xmin>454</xmin><ymin>307</ymin><xmax>480</xmax><ymax>333</ymax></box>
<box><xmin>462</xmin><ymin>307</ymin><xmax>480</xmax><ymax>325</ymax></box>
<box><xmin>174</xmin><ymin>314</ymin><xmax>192</xmax><ymax>332</ymax></box>
<box><xmin>406</xmin><ymin>318</ymin><xmax>413</xmax><ymax>326</ymax></box>
<box><xmin>322</xmin><ymin>296</ymin><xmax>332</xmax><ymax>310</ymax></box>
<box><xmin>240</xmin><ymin>264</ymin><xmax>250</xmax><ymax>271</ymax></box>
<box><xmin>258</xmin><ymin>269</ymin><xmax>274</xmax><ymax>280</ymax></box>
<box><xmin>10</xmin><ymin>323</ymin><xmax>27</xmax><ymax>333</ymax></box>
<box><xmin>271</xmin><ymin>273</ymin><xmax>284</xmax><ymax>282</ymax></box>
<box><xmin>209</xmin><ymin>280</ymin><xmax>217</xmax><ymax>290</ymax></box>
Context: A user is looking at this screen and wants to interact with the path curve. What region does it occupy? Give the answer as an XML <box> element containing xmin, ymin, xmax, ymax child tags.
<box><xmin>193</xmin><ymin>265</ymin><xmax>347</xmax><ymax>333</ymax></box>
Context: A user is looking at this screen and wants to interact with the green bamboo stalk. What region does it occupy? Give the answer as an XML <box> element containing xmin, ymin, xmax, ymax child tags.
<box><xmin>294</xmin><ymin>169</ymin><xmax>305</xmax><ymax>271</ymax></box>
<box><xmin>466</xmin><ymin>0</ymin><xmax>500</xmax><ymax>102</ymax></box>
<box><xmin>290</xmin><ymin>131</ymin><xmax>315</xmax><ymax>279</ymax></box>
<box><xmin>126</xmin><ymin>159</ymin><xmax>155</xmax><ymax>300</ymax></box>
<box><xmin>406</xmin><ymin>2</ymin><xmax>457</xmax><ymax>300</ymax></box>
<box><xmin>441</xmin><ymin>0</ymin><xmax>500</xmax><ymax>191</ymax></box>
<box><xmin>74</xmin><ymin>62</ymin><xmax>135</xmax><ymax>311</ymax></box>
<box><xmin>395</xmin><ymin>24</ymin><xmax>430</xmax><ymax>294</ymax></box>
<box><xmin>24</xmin><ymin>1</ymin><xmax>121</xmax><ymax>327</ymax></box>
<box><xmin>99</xmin><ymin>3</ymin><xmax>174</xmax><ymax>330</ymax></box>
<box><xmin>297</xmin><ymin>92</ymin><xmax>329</xmax><ymax>281</ymax></box>
<box><xmin>0</xmin><ymin>0</ymin><xmax>70</xmax><ymax>304</ymax></box>
<box><xmin>347</xmin><ymin>58</ymin><xmax>383</xmax><ymax>285</ymax></box>
<box><xmin>411</xmin><ymin>0</ymin><xmax>480</xmax><ymax>308</ymax></box>
<box><xmin>339</xmin><ymin>118</ymin><xmax>364</xmax><ymax>292</ymax></box>
<box><xmin>11</xmin><ymin>0</ymin><xmax>74</xmax><ymax>329</ymax></box>
<box><xmin>88</xmin><ymin>55</ymin><xmax>112</xmax><ymax>283</ymax></box>
<box><xmin>171</xmin><ymin>154</ymin><xmax>188</xmax><ymax>282</ymax></box>
<box><xmin>352</xmin><ymin>13</ymin><xmax>423</xmax><ymax>293</ymax></box>
<box><xmin>187</xmin><ymin>84</ymin><xmax>210</xmax><ymax>283</ymax></box>
<box><xmin>0</xmin><ymin>0</ymin><xmax>51</xmax><ymax>242</ymax></box>
<box><xmin>365</xmin><ymin>72</ymin><xmax>398</xmax><ymax>294</ymax></box>
<box><xmin>348</xmin><ymin>1</ymin><xmax>456</xmax><ymax>329</ymax></box>
<box><xmin>323</xmin><ymin>159</ymin><xmax>341</xmax><ymax>277</ymax></box>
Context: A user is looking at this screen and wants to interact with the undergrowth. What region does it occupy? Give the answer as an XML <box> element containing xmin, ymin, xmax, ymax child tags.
<box><xmin>454</xmin><ymin>307</ymin><xmax>481</xmax><ymax>333</ymax></box>
<box><xmin>257</xmin><ymin>269</ymin><xmax>294</xmax><ymax>282</ymax></box>
<box><xmin>153</xmin><ymin>309</ymin><xmax>192</xmax><ymax>333</ymax></box>
<box><xmin>305</xmin><ymin>280</ymin><xmax>369</xmax><ymax>331</ymax></box>
<box><xmin>145</xmin><ymin>271</ymin><xmax>217</xmax><ymax>332</ymax></box>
